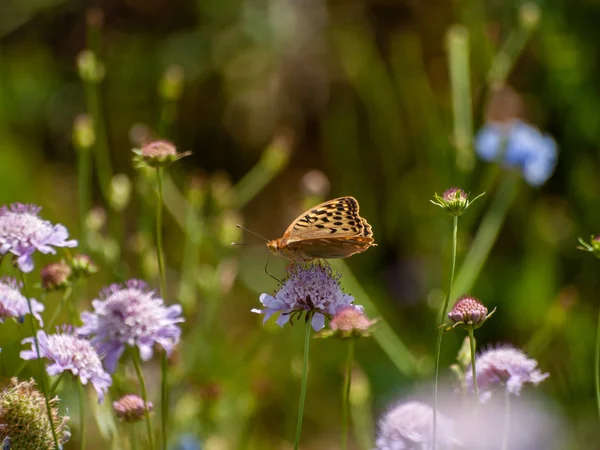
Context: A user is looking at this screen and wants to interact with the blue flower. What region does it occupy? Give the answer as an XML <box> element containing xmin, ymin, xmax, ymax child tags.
<box><xmin>252</xmin><ymin>264</ymin><xmax>361</xmax><ymax>332</ymax></box>
<box><xmin>78</xmin><ymin>279</ymin><xmax>184</xmax><ymax>373</ymax></box>
<box><xmin>466</xmin><ymin>345</ymin><xmax>549</xmax><ymax>403</ymax></box>
<box><xmin>474</xmin><ymin>120</ymin><xmax>558</xmax><ymax>186</ymax></box>
<box><xmin>0</xmin><ymin>277</ymin><xmax>44</xmax><ymax>326</ymax></box>
<box><xmin>171</xmin><ymin>434</ymin><xmax>202</xmax><ymax>450</ymax></box>
<box><xmin>20</xmin><ymin>329</ymin><xmax>112</xmax><ymax>403</ymax></box>
<box><xmin>0</xmin><ymin>203</ymin><xmax>77</xmax><ymax>273</ymax></box>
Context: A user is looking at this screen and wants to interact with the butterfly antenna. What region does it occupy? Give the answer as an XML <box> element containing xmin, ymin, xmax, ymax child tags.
<box><xmin>265</xmin><ymin>255</ymin><xmax>282</xmax><ymax>284</ymax></box>
<box><xmin>236</xmin><ymin>225</ymin><xmax>270</xmax><ymax>243</ymax></box>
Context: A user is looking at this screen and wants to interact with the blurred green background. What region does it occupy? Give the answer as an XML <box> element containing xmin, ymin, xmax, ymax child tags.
<box><xmin>1</xmin><ymin>0</ymin><xmax>600</xmax><ymax>448</ymax></box>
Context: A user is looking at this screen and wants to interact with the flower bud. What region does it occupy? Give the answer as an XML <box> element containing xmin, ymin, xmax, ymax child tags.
<box><xmin>69</xmin><ymin>254</ymin><xmax>98</xmax><ymax>279</ymax></box>
<box><xmin>85</xmin><ymin>206</ymin><xmax>107</xmax><ymax>232</ymax></box>
<box><xmin>317</xmin><ymin>306</ymin><xmax>378</xmax><ymax>339</ymax></box>
<box><xmin>431</xmin><ymin>187</ymin><xmax>484</xmax><ymax>216</ymax></box>
<box><xmin>113</xmin><ymin>394</ymin><xmax>153</xmax><ymax>423</ymax></box>
<box><xmin>520</xmin><ymin>3</ymin><xmax>541</xmax><ymax>30</ymax></box>
<box><xmin>300</xmin><ymin>169</ymin><xmax>330</xmax><ymax>198</ymax></box>
<box><xmin>77</xmin><ymin>49</ymin><xmax>105</xmax><ymax>83</ymax></box>
<box><xmin>159</xmin><ymin>65</ymin><xmax>185</xmax><ymax>101</ymax></box>
<box><xmin>448</xmin><ymin>295</ymin><xmax>495</xmax><ymax>330</ymax></box>
<box><xmin>40</xmin><ymin>261</ymin><xmax>72</xmax><ymax>291</ymax></box>
<box><xmin>262</xmin><ymin>129</ymin><xmax>293</xmax><ymax>171</ymax></box>
<box><xmin>73</xmin><ymin>114</ymin><xmax>95</xmax><ymax>150</ymax></box>
<box><xmin>109</xmin><ymin>174</ymin><xmax>132</xmax><ymax>212</ymax></box>
<box><xmin>133</xmin><ymin>140</ymin><xmax>191</xmax><ymax>169</ymax></box>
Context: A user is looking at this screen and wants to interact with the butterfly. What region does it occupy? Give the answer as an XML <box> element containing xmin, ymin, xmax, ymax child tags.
<box><xmin>266</xmin><ymin>196</ymin><xmax>376</xmax><ymax>261</ymax></box>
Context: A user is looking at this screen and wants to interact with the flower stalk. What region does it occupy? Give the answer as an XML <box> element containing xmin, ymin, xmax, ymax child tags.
<box><xmin>433</xmin><ymin>215</ymin><xmax>458</xmax><ymax>447</ymax></box>
<box><xmin>132</xmin><ymin>351</ymin><xmax>155</xmax><ymax>450</ymax></box>
<box><xmin>20</xmin><ymin>273</ymin><xmax>61</xmax><ymax>449</ymax></box>
<box><xmin>294</xmin><ymin>321</ymin><xmax>312</xmax><ymax>450</ymax></box>
<box><xmin>341</xmin><ymin>339</ymin><xmax>355</xmax><ymax>450</ymax></box>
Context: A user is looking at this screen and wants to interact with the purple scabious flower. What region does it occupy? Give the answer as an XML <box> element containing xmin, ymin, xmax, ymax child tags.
<box><xmin>78</xmin><ymin>279</ymin><xmax>184</xmax><ymax>373</ymax></box>
<box><xmin>474</xmin><ymin>120</ymin><xmax>557</xmax><ymax>186</ymax></box>
<box><xmin>252</xmin><ymin>264</ymin><xmax>360</xmax><ymax>332</ymax></box>
<box><xmin>0</xmin><ymin>277</ymin><xmax>44</xmax><ymax>326</ymax></box>
<box><xmin>375</xmin><ymin>401</ymin><xmax>455</xmax><ymax>450</ymax></box>
<box><xmin>20</xmin><ymin>329</ymin><xmax>112</xmax><ymax>403</ymax></box>
<box><xmin>466</xmin><ymin>346</ymin><xmax>549</xmax><ymax>403</ymax></box>
<box><xmin>0</xmin><ymin>203</ymin><xmax>78</xmax><ymax>273</ymax></box>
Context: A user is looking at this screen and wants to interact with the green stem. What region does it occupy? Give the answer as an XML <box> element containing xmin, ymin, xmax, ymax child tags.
<box><xmin>451</xmin><ymin>173</ymin><xmax>518</xmax><ymax>303</ymax></box>
<box><xmin>131</xmin><ymin>351</ymin><xmax>155</xmax><ymax>450</ymax></box>
<box><xmin>501</xmin><ymin>389</ymin><xmax>511</xmax><ymax>450</ymax></box>
<box><xmin>77</xmin><ymin>145</ymin><xmax>92</xmax><ymax>251</ymax></box>
<box><xmin>130</xmin><ymin>425</ymin><xmax>139</xmax><ymax>450</ymax></box>
<box><xmin>155</xmin><ymin>167</ymin><xmax>166</xmax><ymax>297</ymax></box>
<box><xmin>294</xmin><ymin>322</ymin><xmax>312</xmax><ymax>450</ymax></box>
<box><xmin>341</xmin><ymin>340</ymin><xmax>355</xmax><ymax>450</ymax></box>
<box><xmin>46</xmin><ymin>287</ymin><xmax>73</xmax><ymax>331</ymax></box>
<box><xmin>20</xmin><ymin>273</ymin><xmax>61</xmax><ymax>449</ymax></box>
<box><xmin>155</xmin><ymin>166</ymin><xmax>168</xmax><ymax>450</ymax></box>
<box><xmin>83</xmin><ymin>80</ymin><xmax>113</xmax><ymax>202</ymax></box>
<box><xmin>595</xmin><ymin>303</ymin><xmax>600</xmax><ymax>422</ymax></box>
<box><xmin>468</xmin><ymin>327</ymin><xmax>480</xmax><ymax>402</ymax></box>
<box><xmin>50</xmin><ymin>372</ymin><xmax>66</xmax><ymax>396</ymax></box>
<box><xmin>78</xmin><ymin>380</ymin><xmax>86</xmax><ymax>450</ymax></box>
<box><xmin>433</xmin><ymin>215</ymin><xmax>459</xmax><ymax>448</ymax></box>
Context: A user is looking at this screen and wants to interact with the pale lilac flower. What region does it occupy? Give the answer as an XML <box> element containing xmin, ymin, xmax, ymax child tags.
<box><xmin>0</xmin><ymin>203</ymin><xmax>77</xmax><ymax>272</ymax></box>
<box><xmin>0</xmin><ymin>277</ymin><xmax>44</xmax><ymax>326</ymax></box>
<box><xmin>375</xmin><ymin>401</ymin><xmax>455</xmax><ymax>450</ymax></box>
<box><xmin>78</xmin><ymin>279</ymin><xmax>184</xmax><ymax>373</ymax></box>
<box><xmin>475</xmin><ymin>120</ymin><xmax>557</xmax><ymax>186</ymax></box>
<box><xmin>20</xmin><ymin>329</ymin><xmax>112</xmax><ymax>403</ymax></box>
<box><xmin>252</xmin><ymin>264</ymin><xmax>360</xmax><ymax>332</ymax></box>
<box><xmin>466</xmin><ymin>346</ymin><xmax>549</xmax><ymax>403</ymax></box>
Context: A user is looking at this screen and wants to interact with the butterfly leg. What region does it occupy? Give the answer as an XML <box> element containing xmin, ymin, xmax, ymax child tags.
<box><xmin>264</xmin><ymin>255</ymin><xmax>283</xmax><ymax>284</ymax></box>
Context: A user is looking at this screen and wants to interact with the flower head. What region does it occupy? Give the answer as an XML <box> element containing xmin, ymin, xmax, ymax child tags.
<box><xmin>113</xmin><ymin>394</ymin><xmax>153</xmax><ymax>422</ymax></box>
<box><xmin>375</xmin><ymin>401</ymin><xmax>455</xmax><ymax>450</ymax></box>
<box><xmin>0</xmin><ymin>277</ymin><xmax>44</xmax><ymax>326</ymax></box>
<box><xmin>133</xmin><ymin>140</ymin><xmax>191</xmax><ymax>169</ymax></box>
<box><xmin>0</xmin><ymin>378</ymin><xmax>70</xmax><ymax>449</ymax></box>
<box><xmin>252</xmin><ymin>264</ymin><xmax>360</xmax><ymax>332</ymax></box>
<box><xmin>0</xmin><ymin>204</ymin><xmax>78</xmax><ymax>273</ymax></box>
<box><xmin>78</xmin><ymin>279</ymin><xmax>184</xmax><ymax>373</ymax></box>
<box><xmin>475</xmin><ymin>120</ymin><xmax>558</xmax><ymax>186</ymax></box>
<box><xmin>466</xmin><ymin>345</ymin><xmax>549</xmax><ymax>402</ymax></box>
<box><xmin>40</xmin><ymin>261</ymin><xmax>72</xmax><ymax>291</ymax></box>
<box><xmin>69</xmin><ymin>254</ymin><xmax>98</xmax><ymax>278</ymax></box>
<box><xmin>447</xmin><ymin>295</ymin><xmax>495</xmax><ymax>330</ymax></box>
<box><xmin>431</xmin><ymin>188</ymin><xmax>484</xmax><ymax>217</ymax></box>
<box><xmin>317</xmin><ymin>306</ymin><xmax>378</xmax><ymax>339</ymax></box>
<box><xmin>20</xmin><ymin>329</ymin><xmax>112</xmax><ymax>403</ymax></box>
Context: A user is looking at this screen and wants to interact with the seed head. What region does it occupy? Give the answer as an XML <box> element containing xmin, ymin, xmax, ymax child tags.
<box><xmin>0</xmin><ymin>378</ymin><xmax>70</xmax><ymax>449</ymax></box>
